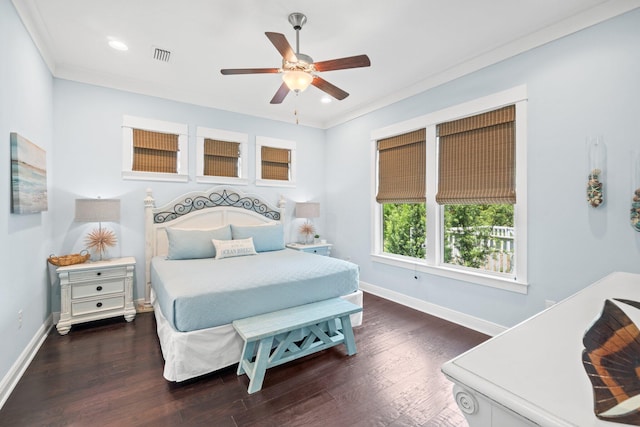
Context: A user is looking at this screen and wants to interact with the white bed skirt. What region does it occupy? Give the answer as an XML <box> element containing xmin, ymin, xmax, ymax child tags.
<box><xmin>153</xmin><ymin>290</ymin><xmax>364</xmax><ymax>382</ymax></box>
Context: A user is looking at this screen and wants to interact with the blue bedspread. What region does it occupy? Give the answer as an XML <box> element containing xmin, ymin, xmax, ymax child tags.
<box><xmin>151</xmin><ymin>249</ymin><xmax>359</xmax><ymax>332</ymax></box>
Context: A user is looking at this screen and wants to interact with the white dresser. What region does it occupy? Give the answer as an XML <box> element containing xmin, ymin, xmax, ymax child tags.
<box><xmin>56</xmin><ymin>257</ymin><xmax>136</xmax><ymax>335</ymax></box>
<box><xmin>442</xmin><ymin>272</ymin><xmax>640</xmax><ymax>427</ymax></box>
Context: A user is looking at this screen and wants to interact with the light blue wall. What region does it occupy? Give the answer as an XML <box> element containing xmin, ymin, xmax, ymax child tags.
<box><xmin>51</xmin><ymin>80</ymin><xmax>327</xmax><ymax>311</ymax></box>
<box><xmin>0</xmin><ymin>0</ymin><xmax>54</xmax><ymax>381</ymax></box>
<box><xmin>325</xmin><ymin>9</ymin><xmax>640</xmax><ymax>327</ymax></box>
<box><xmin>3</xmin><ymin>0</ymin><xmax>639</xmax><ymax>394</ymax></box>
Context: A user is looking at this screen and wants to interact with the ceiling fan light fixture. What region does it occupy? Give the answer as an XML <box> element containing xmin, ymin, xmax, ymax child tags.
<box><xmin>282</xmin><ymin>70</ymin><xmax>313</xmax><ymax>92</ymax></box>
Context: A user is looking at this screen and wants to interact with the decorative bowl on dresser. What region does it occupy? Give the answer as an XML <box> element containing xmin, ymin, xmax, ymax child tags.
<box><xmin>56</xmin><ymin>256</ymin><xmax>136</xmax><ymax>335</ymax></box>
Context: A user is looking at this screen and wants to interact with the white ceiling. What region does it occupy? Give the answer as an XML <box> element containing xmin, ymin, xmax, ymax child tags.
<box><xmin>12</xmin><ymin>0</ymin><xmax>640</xmax><ymax>128</ymax></box>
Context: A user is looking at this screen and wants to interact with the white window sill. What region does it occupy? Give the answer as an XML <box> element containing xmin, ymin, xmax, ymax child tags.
<box><xmin>122</xmin><ymin>171</ymin><xmax>188</xmax><ymax>183</ymax></box>
<box><xmin>196</xmin><ymin>176</ymin><xmax>248</xmax><ymax>186</ymax></box>
<box><xmin>255</xmin><ymin>179</ymin><xmax>296</xmax><ymax>188</ymax></box>
<box><xmin>371</xmin><ymin>253</ymin><xmax>528</xmax><ymax>294</ymax></box>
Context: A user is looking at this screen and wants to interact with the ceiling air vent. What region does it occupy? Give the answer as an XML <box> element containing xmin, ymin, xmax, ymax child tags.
<box><xmin>152</xmin><ymin>46</ymin><xmax>171</xmax><ymax>63</ymax></box>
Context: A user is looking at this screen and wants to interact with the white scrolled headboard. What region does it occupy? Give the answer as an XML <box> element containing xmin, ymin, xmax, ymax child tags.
<box><xmin>143</xmin><ymin>186</ymin><xmax>286</xmax><ymax>307</ymax></box>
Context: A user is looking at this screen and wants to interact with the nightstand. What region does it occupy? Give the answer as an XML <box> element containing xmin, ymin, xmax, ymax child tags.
<box><xmin>286</xmin><ymin>242</ymin><xmax>333</xmax><ymax>256</ymax></box>
<box><xmin>56</xmin><ymin>257</ymin><xmax>136</xmax><ymax>335</ymax></box>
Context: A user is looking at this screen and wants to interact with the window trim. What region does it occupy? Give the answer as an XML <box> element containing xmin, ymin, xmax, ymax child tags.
<box><xmin>255</xmin><ymin>136</ymin><xmax>296</xmax><ymax>188</ymax></box>
<box><xmin>122</xmin><ymin>115</ymin><xmax>189</xmax><ymax>182</ymax></box>
<box><xmin>195</xmin><ymin>127</ymin><xmax>248</xmax><ymax>185</ymax></box>
<box><xmin>370</xmin><ymin>85</ymin><xmax>528</xmax><ymax>293</ymax></box>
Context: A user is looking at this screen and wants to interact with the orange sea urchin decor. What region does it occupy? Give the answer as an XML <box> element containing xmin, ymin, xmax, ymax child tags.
<box><xmin>85</xmin><ymin>227</ymin><xmax>117</xmax><ymax>259</ymax></box>
<box><xmin>298</xmin><ymin>222</ymin><xmax>316</xmax><ymax>244</ymax></box>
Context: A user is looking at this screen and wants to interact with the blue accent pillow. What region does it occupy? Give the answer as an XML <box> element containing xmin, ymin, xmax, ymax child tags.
<box><xmin>166</xmin><ymin>225</ymin><xmax>232</xmax><ymax>259</ymax></box>
<box><xmin>231</xmin><ymin>223</ymin><xmax>285</xmax><ymax>252</ymax></box>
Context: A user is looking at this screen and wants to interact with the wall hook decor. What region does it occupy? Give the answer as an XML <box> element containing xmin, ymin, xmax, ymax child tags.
<box><xmin>586</xmin><ymin>136</ymin><xmax>605</xmax><ymax>208</ymax></box>
<box><xmin>631</xmin><ymin>151</ymin><xmax>640</xmax><ymax>232</ymax></box>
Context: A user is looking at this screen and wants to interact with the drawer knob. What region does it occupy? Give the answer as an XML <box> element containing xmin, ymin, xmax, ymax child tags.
<box><xmin>96</xmin><ymin>286</ymin><xmax>103</xmax><ymax>291</ymax></box>
<box><xmin>96</xmin><ymin>272</ymin><xmax>102</xmax><ymax>276</ymax></box>
<box><xmin>96</xmin><ymin>302</ymin><xmax>103</xmax><ymax>308</ymax></box>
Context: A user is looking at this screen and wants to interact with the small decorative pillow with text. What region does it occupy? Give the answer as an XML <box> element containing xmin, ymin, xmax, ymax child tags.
<box><xmin>212</xmin><ymin>237</ymin><xmax>257</xmax><ymax>260</ymax></box>
<box><xmin>166</xmin><ymin>225</ymin><xmax>232</xmax><ymax>260</ymax></box>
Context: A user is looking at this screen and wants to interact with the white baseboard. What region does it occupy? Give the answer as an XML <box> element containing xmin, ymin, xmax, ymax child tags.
<box><xmin>359</xmin><ymin>281</ymin><xmax>507</xmax><ymax>337</ymax></box>
<box><xmin>0</xmin><ymin>315</ymin><xmax>53</xmax><ymax>409</ymax></box>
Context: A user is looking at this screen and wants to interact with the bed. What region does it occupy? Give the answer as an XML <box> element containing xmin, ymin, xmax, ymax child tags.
<box><xmin>144</xmin><ymin>186</ymin><xmax>363</xmax><ymax>382</ymax></box>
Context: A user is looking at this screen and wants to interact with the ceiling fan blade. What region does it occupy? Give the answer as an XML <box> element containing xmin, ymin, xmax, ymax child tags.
<box><xmin>311</xmin><ymin>76</ymin><xmax>349</xmax><ymax>100</ymax></box>
<box><xmin>270</xmin><ymin>82</ymin><xmax>290</xmax><ymax>104</ymax></box>
<box><xmin>265</xmin><ymin>32</ymin><xmax>297</xmax><ymax>62</ymax></box>
<box><xmin>313</xmin><ymin>55</ymin><xmax>371</xmax><ymax>72</ymax></box>
<box><xmin>220</xmin><ymin>68</ymin><xmax>280</xmax><ymax>75</ymax></box>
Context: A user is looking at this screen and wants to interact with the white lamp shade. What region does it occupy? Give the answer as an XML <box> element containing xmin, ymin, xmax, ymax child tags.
<box><xmin>282</xmin><ymin>70</ymin><xmax>313</xmax><ymax>92</ymax></box>
<box><xmin>75</xmin><ymin>198</ymin><xmax>120</xmax><ymax>222</ymax></box>
<box><xmin>296</xmin><ymin>202</ymin><xmax>320</xmax><ymax>218</ymax></box>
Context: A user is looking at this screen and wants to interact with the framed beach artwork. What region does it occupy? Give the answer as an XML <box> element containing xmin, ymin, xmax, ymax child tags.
<box><xmin>10</xmin><ymin>132</ymin><xmax>48</xmax><ymax>214</ymax></box>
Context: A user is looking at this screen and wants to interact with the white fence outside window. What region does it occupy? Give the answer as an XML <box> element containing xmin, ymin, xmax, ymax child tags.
<box><xmin>446</xmin><ymin>226</ymin><xmax>514</xmax><ymax>273</ymax></box>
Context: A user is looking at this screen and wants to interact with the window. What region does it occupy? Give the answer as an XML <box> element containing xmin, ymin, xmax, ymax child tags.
<box><xmin>122</xmin><ymin>115</ymin><xmax>188</xmax><ymax>182</ymax></box>
<box><xmin>371</xmin><ymin>86</ymin><xmax>528</xmax><ymax>293</ymax></box>
<box><xmin>376</xmin><ymin>129</ymin><xmax>426</xmax><ymax>259</ymax></box>
<box><xmin>256</xmin><ymin>136</ymin><xmax>296</xmax><ymax>187</ymax></box>
<box><xmin>196</xmin><ymin>127</ymin><xmax>248</xmax><ymax>185</ymax></box>
<box><xmin>436</xmin><ymin>106</ymin><xmax>516</xmax><ymax>275</ymax></box>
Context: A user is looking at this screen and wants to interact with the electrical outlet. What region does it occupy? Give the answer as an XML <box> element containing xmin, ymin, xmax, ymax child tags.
<box><xmin>18</xmin><ymin>309</ymin><xmax>23</xmax><ymax>329</ymax></box>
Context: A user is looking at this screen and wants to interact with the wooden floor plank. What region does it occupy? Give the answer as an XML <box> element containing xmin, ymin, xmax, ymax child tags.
<box><xmin>0</xmin><ymin>292</ymin><xmax>488</xmax><ymax>426</ymax></box>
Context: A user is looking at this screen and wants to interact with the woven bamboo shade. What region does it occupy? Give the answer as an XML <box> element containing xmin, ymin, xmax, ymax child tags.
<box><xmin>376</xmin><ymin>129</ymin><xmax>426</xmax><ymax>204</ymax></box>
<box><xmin>261</xmin><ymin>146</ymin><xmax>290</xmax><ymax>181</ymax></box>
<box><xmin>436</xmin><ymin>105</ymin><xmax>516</xmax><ymax>205</ymax></box>
<box><xmin>132</xmin><ymin>129</ymin><xmax>178</xmax><ymax>173</ymax></box>
<box><xmin>204</xmin><ymin>139</ymin><xmax>240</xmax><ymax>177</ymax></box>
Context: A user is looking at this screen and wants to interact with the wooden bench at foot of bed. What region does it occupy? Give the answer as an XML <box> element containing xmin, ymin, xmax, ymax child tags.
<box><xmin>232</xmin><ymin>298</ymin><xmax>363</xmax><ymax>394</ymax></box>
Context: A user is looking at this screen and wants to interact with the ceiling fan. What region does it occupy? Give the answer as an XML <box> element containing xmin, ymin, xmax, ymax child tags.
<box><xmin>220</xmin><ymin>13</ymin><xmax>371</xmax><ymax>104</ymax></box>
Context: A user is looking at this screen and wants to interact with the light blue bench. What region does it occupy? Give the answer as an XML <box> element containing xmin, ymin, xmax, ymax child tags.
<box><xmin>232</xmin><ymin>298</ymin><xmax>363</xmax><ymax>394</ymax></box>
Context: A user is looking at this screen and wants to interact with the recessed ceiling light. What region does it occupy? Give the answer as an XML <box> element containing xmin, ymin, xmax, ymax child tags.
<box><xmin>108</xmin><ymin>39</ymin><xmax>128</xmax><ymax>51</ymax></box>
<box><xmin>320</xmin><ymin>96</ymin><xmax>332</xmax><ymax>104</ymax></box>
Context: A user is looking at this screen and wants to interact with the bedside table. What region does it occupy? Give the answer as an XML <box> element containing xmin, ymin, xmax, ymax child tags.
<box><xmin>286</xmin><ymin>242</ymin><xmax>333</xmax><ymax>256</ymax></box>
<box><xmin>56</xmin><ymin>257</ymin><xmax>136</xmax><ymax>335</ymax></box>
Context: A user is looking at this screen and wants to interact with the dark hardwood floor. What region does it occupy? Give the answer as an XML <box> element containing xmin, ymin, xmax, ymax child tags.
<box><xmin>0</xmin><ymin>293</ymin><xmax>488</xmax><ymax>427</ymax></box>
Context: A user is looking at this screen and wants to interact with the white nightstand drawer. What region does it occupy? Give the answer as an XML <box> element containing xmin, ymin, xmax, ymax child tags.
<box><xmin>301</xmin><ymin>246</ymin><xmax>330</xmax><ymax>256</ymax></box>
<box><xmin>286</xmin><ymin>243</ymin><xmax>333</xmax><ymax>256</ymax></box>
<box><xmin>71</xmin><ymin>280</ymin><xmax>124</xmax><ymax>299</ymax></box>
<box><xmin>72</xmin><ymin>295</ymin><xmax>124</xmax><ymax>316</ymax></box>
<box><xmin>68</xmin><ymin>266</ymin><xmax>128</xmax><ymax>282</ymax></box>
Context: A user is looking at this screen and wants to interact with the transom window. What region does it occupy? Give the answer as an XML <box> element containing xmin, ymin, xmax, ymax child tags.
<box><xmin>196</xmin><ymin>127</ymin><xmax>248</xmax><ymax>185</ymax></box>
<box><xmin>256</xmin><ymin>136</ymin><xmax>296</xmax><ymax>187</ymax></box>
<box><xmin>122</xmin><ymin>115</ymin><xmax>188</xmax><ymax>182</ymax></box>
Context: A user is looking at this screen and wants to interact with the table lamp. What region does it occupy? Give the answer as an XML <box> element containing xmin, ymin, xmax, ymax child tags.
<box><xmin>295</xmin><ymin>202</ymin><xmax>320</xmax><ymax>244</ymax></box>
<box><xmin>75</xmin><ymin>198</ymin><xmax>120</xmax><ymax>260</ymax></box>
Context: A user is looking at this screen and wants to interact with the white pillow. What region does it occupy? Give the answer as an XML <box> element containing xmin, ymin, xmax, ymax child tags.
<box><xmin>212</xmin><ymin>237</ymin><xmax>257</xmax><ymax>260</ymax></box>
